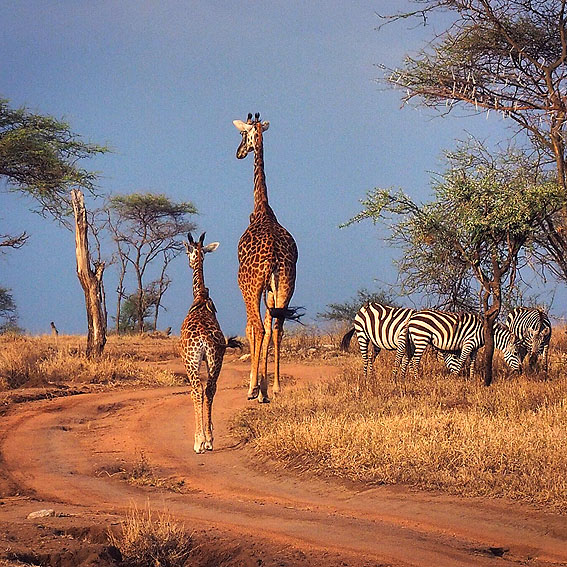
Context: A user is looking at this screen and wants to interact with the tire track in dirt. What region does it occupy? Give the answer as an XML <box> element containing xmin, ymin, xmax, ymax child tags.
<box><xmin>2</xmin><ymin>359</ymin><xmax>567</xmax><ymax>567</ymax></box>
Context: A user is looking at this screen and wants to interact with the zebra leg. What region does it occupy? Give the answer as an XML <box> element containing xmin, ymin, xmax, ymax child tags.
<box><xmin>468</xmin><ymin>349</ymin><xmax>478</xmax><ymax>379</ymax></box>
<box><xmin>408</xmin><ymin>339</ymin><xmax>428</xmax><ymax>380</ymax></box>
<box><xmin>541</xmin><ymin>344</ymin><xmax>549</xmax><ymax>374</ymax></box>
<box><xmin>357</xmin><ymin>333</ymin><xmax>371</xmax><ymax>378</ymax></box>
<box><xmin>393</xmin><ymin>331</ymin><xmax>408</xmax><ymax>379</ymax></box>
<box><xmin>452</xmin><ymin>343</ymin><xmax>476</xmax><ymax>379</ymax></box>
<box><xmin>368</xmin><ymin>345</ymin><xmax>379</xmax><ymax>376</ymax></box>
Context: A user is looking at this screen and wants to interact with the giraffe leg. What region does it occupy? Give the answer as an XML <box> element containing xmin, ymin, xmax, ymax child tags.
<box><xmin>184</xmin><ymin>350</ymin><xmax>207</xmax><ymax>454</ymax></box>
<box><xmin>258</xmin><ymin>291</ymin><xmax>275</xmax><ymax>401</ymax></box>
<box><xmin>271</xmin><ymin>272</ymin><xmax>296</xmax><ymax>397</ymax></box>
<box><xmin>245</xmin><ymin>308</ymin><xmax>265</xmax><ymax>400</ymax></box>
<box><xmin>273</xmin><ymin>316</ymin><xmax>284</xmax><ymax>395</ymax></box>
<box><xmin>203</xmin><ymin>349</ymin><xmax>222</xmax><ymax>450</ymax></box>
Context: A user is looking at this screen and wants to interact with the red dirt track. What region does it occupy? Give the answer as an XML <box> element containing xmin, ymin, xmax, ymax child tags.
<box><xmin>1</xmin><ymin>357</ymin><xmax>567</xmax><ymax>566</ymax></box>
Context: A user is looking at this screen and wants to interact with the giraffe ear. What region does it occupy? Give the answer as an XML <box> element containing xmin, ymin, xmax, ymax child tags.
<box><xmin>261</xmin><ymin>121</ymin><xmax>270</xmax><ymax>131</ymax></box>
<box><xmin>203</xmin><ymin>242</ymin><xmax>220</xmax><ymax>254</ymax></box>
<box><xmin>233</xmin><ymin>120</ymin><xmax>252</xmax><ymax>132</ymax></box>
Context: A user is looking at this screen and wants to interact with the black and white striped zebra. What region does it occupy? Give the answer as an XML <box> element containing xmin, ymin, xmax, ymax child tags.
<box><xmin>506</xmin><ymin>307</ymin><xmax>552</xmax><ymax>371</ymax></box>
<box><xmin>340</xmin><ymin>303</ymin><xmax>414</xmax><ymax>377</ymax></box>
<box><xmin>396</xmin><ymin>310</ymin><xmax>521</xmax><ymax>380</ymax></box>
<box><xmin>442</xmin><ymin>323</ymin><xmax>521</xmax><ymax>373</ymax></box>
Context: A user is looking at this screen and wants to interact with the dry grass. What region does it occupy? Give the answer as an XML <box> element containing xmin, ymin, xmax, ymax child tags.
<box><xmin>232</xmin><ymin>331</ymin><xmax>567</xmax><ymax>512</ymax></box>
<box><xmin>122</xmin><ymin>451</ymin><xmax>185</xmax><ymax>493</ymax></box>
<box><xmin>0</xmin><ymin>334</ymin><xmax>182</xmax><ymax>391</ymax></box>
<box><xmin>108</xmin><ymin>505</ymin><xmax>192</xmax><ymax>567</ymax></box>
<box><xmin>279</xmin><ymin>324</ymin><xmax>344</xmax><ymax>361</ymax></box>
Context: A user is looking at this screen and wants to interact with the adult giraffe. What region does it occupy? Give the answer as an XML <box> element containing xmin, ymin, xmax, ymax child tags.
<box><xmin>233</xmin><ymin>113</ymin><xmax>299</xmax><ymax>403</ymax></box>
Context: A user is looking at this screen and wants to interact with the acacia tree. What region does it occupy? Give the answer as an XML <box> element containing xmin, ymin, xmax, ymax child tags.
<box><xmin>106</xmin><ymin>193</ymin><xmax>197</xmax><ymax>333</ymax></box>
<box><xmin>0</xmin><ymin>98</ymin><xmax>107</xmax><ymax>223</ymax></box>
<box><xmin>381</xmin><ymin>0</ymin><xmax>567</xmax><ymax>278</ymax></box>
<box><xmin>0</xmin><ymin>287</ymin><xmax>18</xmax><ymax>332</ymax></box>
<box><xmin>346</xmin><ymin>142</ymin><xmax>564</xmax><ymax>384</ymax></box>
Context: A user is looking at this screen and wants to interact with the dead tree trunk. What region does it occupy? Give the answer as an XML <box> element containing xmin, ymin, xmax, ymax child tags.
<box><xmin>71</xmin><ymin>189</ymin><xmax>107</xmax><ymax>358</ymax></box>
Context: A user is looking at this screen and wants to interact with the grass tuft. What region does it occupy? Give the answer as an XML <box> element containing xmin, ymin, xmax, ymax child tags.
<box><xmin>108</xmin><ymin>505</ymin><xmax>192</xmax><ymax>567</ymax></box>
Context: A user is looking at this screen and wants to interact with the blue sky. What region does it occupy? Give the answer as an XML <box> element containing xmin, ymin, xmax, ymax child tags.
<box><xmin>1</xmin><ymin>1</ymin><xmax>559</xmax><ymax>336</ymax></box>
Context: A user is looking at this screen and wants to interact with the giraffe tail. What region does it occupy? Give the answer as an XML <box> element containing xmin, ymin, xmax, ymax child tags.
<box><xmin>269</xmin><ymin>306</ymin><xmax>305</xmax><ymax>324</ymax></box>
<box><xmin>340</xmin><ymin>327</ymin><xmax>355</xmax><ymax>351</ymax></box>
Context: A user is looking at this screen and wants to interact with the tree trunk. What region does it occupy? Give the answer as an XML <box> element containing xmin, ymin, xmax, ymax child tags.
<box><xmin>482</xmin><ymin>315</ymin><xmax>496</xmax><ymax>386</ymax></box>
<box><xmin>135</xmin><ymin>265</ymin><xmax>144</xmax><ymax>334</ymax></box>
<box><xmin>71</xmin><ymin>189</ymin><xmax>107</xmax><ymax>358</ymax></box>
<box><xmin>481</xmin><ymin>283</ymin><xmax>501</xmax><ymax>387</ymax></box>
<box><xmin>115</xmin><ymin>257</ymin><xmax>126</xmax><ymax>335</ymax></box>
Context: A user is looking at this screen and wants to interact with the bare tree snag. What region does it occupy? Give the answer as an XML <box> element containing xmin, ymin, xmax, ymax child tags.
<box><xmin>71</xmin><ymin>189</ymin><xmax>107</xmax><ymax>358</ymax></box>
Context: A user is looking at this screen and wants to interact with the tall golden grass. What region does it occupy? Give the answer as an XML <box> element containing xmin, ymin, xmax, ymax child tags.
<box><xmin>232</xmin><ymin>329</ymin><xmax>567</xmax><ymax>512</ymax></box>
<box><xmin>0</xmin><ymin>334</ymin><xmax>181</xmax><ymax>390</ymax></box>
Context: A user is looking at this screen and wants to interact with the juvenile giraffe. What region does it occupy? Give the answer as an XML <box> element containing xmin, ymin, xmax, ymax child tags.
<box><xmin>233</xmin><ymin>113</ymin><xmax>299</xmax><ymax>403</ymax></box>
<box><xmin>180</xmin><ymin>232</ymin><xmax>236</xmax><ymax>453</ymax></box>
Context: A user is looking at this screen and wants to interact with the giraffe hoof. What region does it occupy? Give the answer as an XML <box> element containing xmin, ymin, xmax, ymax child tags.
<box><xmin>247</xmin><ymin>386</ymin><xmax>260</xmax><ymax>400</ymax></box>
<box><xmin>205</xmin><ymin>441</ymin><xmax>213</xmax><ymax>451</ymax></box>
<box><xmin>258</xmin><ymin>396</ymin><xmax>270</xmax><ymax>404</ymax></box>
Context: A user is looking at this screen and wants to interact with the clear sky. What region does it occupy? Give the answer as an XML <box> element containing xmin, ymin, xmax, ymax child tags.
<box><xmin>1</xmin><ymin>1</ymin><xmax>560</xmax><ymax>336</ymax></box>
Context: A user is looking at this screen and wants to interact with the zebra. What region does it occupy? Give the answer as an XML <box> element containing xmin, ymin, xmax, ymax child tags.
<box><xmin>396</xmin><ymin>310</ymin><xmax>521</xmax><ymax>380</ymax></box>
<box><xmin>442</xmin><ymin>323</ymin><xmax>521</xmax><ymax>373</ymax></box>
<box><xmin>506</xmin><ymin>307</ymin><xmax>552</xmax><ymax>371</ymax></box>
<box><xmin>340</xmin><ymin>303</ymin><xmax>414</xmax><ymax>378</ymax></box>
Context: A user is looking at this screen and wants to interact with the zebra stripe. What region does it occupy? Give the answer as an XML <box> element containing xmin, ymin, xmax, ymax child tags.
<box><xmin>397</xmin><ymin>310</ymin><xmax>521</xmax><ymax>380</ymax></box>
<box><xmin>340</xmin><ymin>303</ymin><xmax>414</xmax><ymax>377</ymax></box>
<box><xmin>442</xmin><ymin>323</ymin><xmax>521</xmax><ymax>373</ymax></box>
<box><xmin>506</xmin><ymin>307</ymin><xmax>552</xmax><ymax>370</ymax></box>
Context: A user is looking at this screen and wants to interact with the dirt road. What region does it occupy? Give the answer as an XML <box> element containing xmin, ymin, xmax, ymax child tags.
<box><xmin>1</xmin><ymin>357</ymin><xmax>566</xmax><ymax>566</ymax></box>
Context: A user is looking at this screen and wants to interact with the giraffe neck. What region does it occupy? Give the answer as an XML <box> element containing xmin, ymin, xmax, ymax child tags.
<box><xmin>252</xmin><ymin>137</ymin><xmax>275</xmax><ymax>218</ymax></box>
<box><xmin>192</xmin><ymin>260</ymin><xmax>207</xmax><ymax>300</ymax></box>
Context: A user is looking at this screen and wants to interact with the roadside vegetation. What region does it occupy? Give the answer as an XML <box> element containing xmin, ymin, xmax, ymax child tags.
<box><xmin>108</xmin><ymin>505</ymin><xmax>192</xmax><ymax>567</ymax></box>
<box><xmin>0</xmin><ymin>333</ymin><xmax>181</xmax><ymax>391</ymax></box>
<box><xmin>232</xmin><ymin>328</ymin><xmax>567</xmax><ymax>512</ymax></box>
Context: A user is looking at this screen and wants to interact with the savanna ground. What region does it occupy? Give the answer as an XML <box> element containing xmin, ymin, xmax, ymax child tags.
<box><xmin>0</xmin><ymin>329</ymin><xmax>566</xmax><ymax>566</ymax></box>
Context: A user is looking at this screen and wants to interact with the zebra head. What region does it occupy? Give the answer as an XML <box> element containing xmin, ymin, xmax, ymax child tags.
<box><xmin>502</xmin><ymin>334</ymin><xmax>522</xmax><ymax>372</ymax></box>
<box><xmin>526</xmin><ymin>323</ymin><xmax>551</xmax><ymax>363</ymax></box>
<box><xmin>233</xmin><ymin>113</ymin><xmax>270</xmax><ymax>159</ymax></box>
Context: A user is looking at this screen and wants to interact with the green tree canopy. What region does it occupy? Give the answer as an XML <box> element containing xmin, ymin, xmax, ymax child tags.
<box><xmin>380</xmin><ymin>1</ymin><xmax>567</xmax><ymax>280</ymax></box>
<box><xmin>0</xmin><ymin>98</ymin><xmax>108</xmax><ymax>221</ymax></box>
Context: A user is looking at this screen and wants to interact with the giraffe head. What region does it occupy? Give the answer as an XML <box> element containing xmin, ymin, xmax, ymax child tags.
<box><xmin>184</xmin><ymin>232</ymin><xmax>220</xmax><ymax>269</ymax></box>
<box><xmin>233</xmin><ymin>112</ymin><xmax>270</xmax><ymax>159</ymax></box>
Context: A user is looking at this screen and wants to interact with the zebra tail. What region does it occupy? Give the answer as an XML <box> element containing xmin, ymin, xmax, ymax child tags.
<box><xmin>269</xmin><ymin>306</ymin><xmax>305</xmax><ymax>323</ymax></box>
<box><xmin>340</xmin><ymin>327</ymin><xmax>355</xmax><ymax>351</ymax></box>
